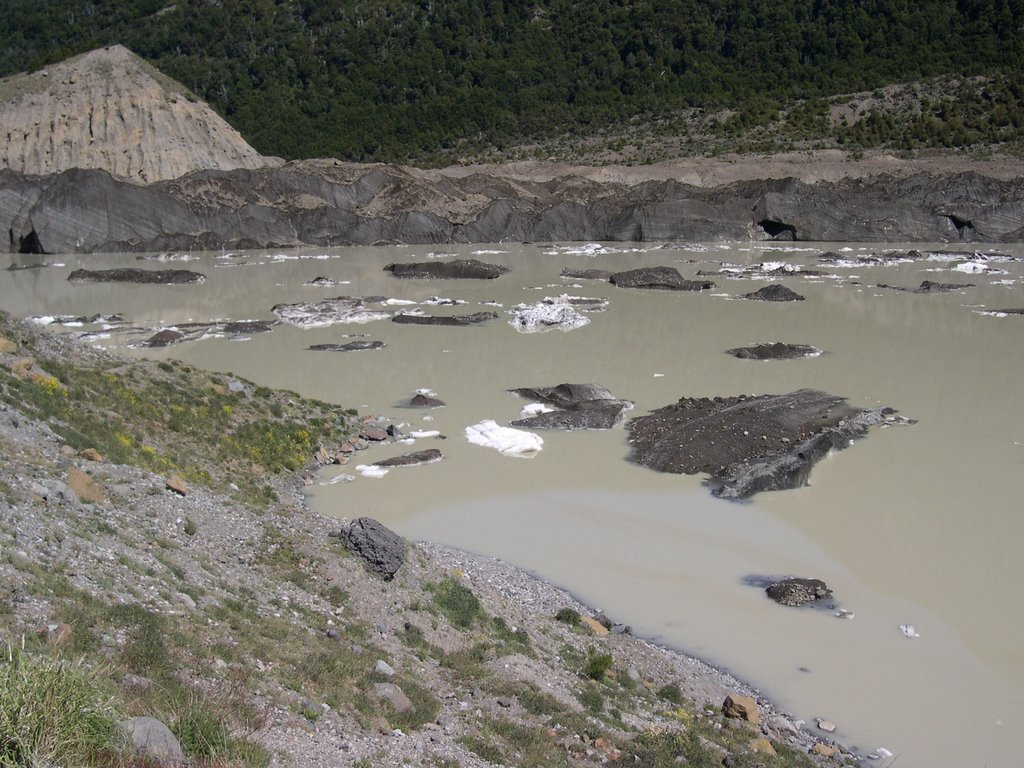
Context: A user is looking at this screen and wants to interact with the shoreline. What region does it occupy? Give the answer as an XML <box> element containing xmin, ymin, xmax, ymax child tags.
<box><xmin>0</xmin><ymin>312</ymin><xmax>857</xmax><ymax>767</ymax></box>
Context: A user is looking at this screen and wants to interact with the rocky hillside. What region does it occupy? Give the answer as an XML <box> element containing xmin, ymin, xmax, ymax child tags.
<box><xmin>0</xmin><ymin>312</ymin><xmax>852</xmax><ymax>767</ymax></box>
<box><xmin>0</xmin><ymin>45</ymin><xmax>268</xmax><ymax>184</ymax></box>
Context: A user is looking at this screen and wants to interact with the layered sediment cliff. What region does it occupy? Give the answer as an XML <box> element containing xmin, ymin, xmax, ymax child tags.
<box><xmin>0</xmin><ymin>45</ymin><xmax>267</xmax><ymax>184</ymax></box>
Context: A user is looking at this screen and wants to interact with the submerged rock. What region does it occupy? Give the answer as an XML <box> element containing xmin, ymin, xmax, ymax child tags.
<box><xmin>333</xmin><ymin>517</ymin><xmax>406</xmax><ymax>581</ymax></box>
<box><xmin>383</xmin><ymin>258</ymin><xmax>510</xmax><ymax>280</ymax></box>
<box><xmin>223</xmin><ymin>320</ymin><xmax>273</xmax><ymax>335</ymax></box>
<box><xmin>68</xmin><ymin>268</ymin><xmax>206</xmax><ymax>284</ymax></box>
<box><xmin>308</xmin><ymin>340</ymin><xmax>385</xmax><ymax>351</ymax></box>
<box><xmin>509</xmin><ymin>383</ymin><xmax>633</xmax><ymax>430</ymax></box>
<box><xmin>878</xmin><ymin>280</ymin><xmax>976</xmax><ymax>293</ymax></box>
<box><xmin>626</xmin><ymin>388</ymin><xmax>911</xmax><ymax>498</ymax></box>
<box><xmin>765</xmin><ymin>578</ymin><xmax>833</xmax><ymax>607</ymax></box>
<box><xmin>610</xmin><ymin>266</ymin><xmax>714</xmax><ymax>291</ymax></box>
<box><xmin>741</xmin><ymin>284</ymin><xmax>805</xmax><ymax>301</ymax></box>
<box><xmin>726</xmin><ymin>342</ymin><xmax>822</xmax><ymax>360</ymax></box>
<box><xmin>392</xmin><ymin>311</ymin><xmax>497</xmax><ymax>326</ymax></box>
<box><xmin>372</xmin><ymin>448</ymin><xmax>444</xmax><ymax>467</ymax></box>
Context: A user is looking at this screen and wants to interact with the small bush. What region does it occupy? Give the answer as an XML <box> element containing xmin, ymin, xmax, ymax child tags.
<box><xmin>555</xmin><ymin>607</ymin><xmax>580</xmax><ymax>625</ymax></box>
<box><xmin>582</xmin><ymin>649</ymin><xmax>613</xmax><ymax>680</ymax></box>
<box><xmin>579</xmin><ymin>683</ymin><xmax>604</xmax><ymax>713</ymax></box>
<box><xmin>657</xmin><ymin>683</ymin><xmax>684</xmax><ymax>705</ymax></box>
<box><xmin>429</xmin><ymin>578</ymin><xmax>484</xmax><ymax>629</ymax></box>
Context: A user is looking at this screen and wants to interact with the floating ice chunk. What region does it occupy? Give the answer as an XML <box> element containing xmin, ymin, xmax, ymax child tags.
<box><xmin>423</xmin><ymin>296</ymin><xmax>466</xmax><ymax>306</ymax></box>
<box><xmin>653</xmin><ymin>373</ymin><xmax>665</xmax><ymax>378</ymax></box>
<box><xmin>465</xmin><ymin>420</ymin><xmax>543</xmax><ymax>457</ymax></box>
<box><xmin>29</xmin><ymin>315</ymin><xmax>57</xmax><ymax>325</ymax></box>
<box><xmin>321</xmin><ymin>474</ymin><xmax>354</xmax><ymax>486</ymax></box>
<box><xmin>355</xmin><ymin>464</ymin><xmax>390</xmax><ymax>478</ymax></box>
<box><xmin>508</xmin><ymin>297</ymin><xmax>592</xmax><ymax>333</ymax></box>
<box><xmin>415</xmin><ymin>388</ymin><xmax>437</xmax><ymax>396</ymax></box>
<box><xmin>409</xmin><ymin>430</ymin><xmax>441</xmax><ymax>438</ymax></box>
<box><xmin>875</xmin><ymin>748</ymin><xmax>893</xmax><ymax>759</ymax></box>
<box><xmin>953</xmin><ymin>261</ymin><xmax>1007</xmax><ymax>275</ymax></box>
<box><xmin>899</xmin><ymin>624</ymin><xmax>920</xmax><ymax>638</ymax></box>
<box><xmin>835</xmin><ymin>609</ymin><xmax>855</xmax><ymax>619</ymax></box>
<box><xmin>384</xmin><ymin>298</ymin><xmax>417</xmax><ymax>306</ymax></box>
<box><xmin>520</xmin><ymin>403</ymin><xmax>556</xmax><ymax>418</ymax></box>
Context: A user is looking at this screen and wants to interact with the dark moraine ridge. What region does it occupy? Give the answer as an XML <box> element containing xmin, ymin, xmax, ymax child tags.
<box><xmin>5</xmin><ymin>165</ymin><xmax>1024</xmax><ymax>253</ymax></box>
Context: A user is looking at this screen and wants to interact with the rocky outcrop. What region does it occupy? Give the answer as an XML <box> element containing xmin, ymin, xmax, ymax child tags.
<box><xmin>0</xmin><ymin>46</ymin><xmax>267</xmax><ymax>184</ymax></box>
<box><xmin>5</xmin><ymin>162</ymin><xmax>1024</xmax><ymax>254</ymax></box>
<box><xmin>626</xmin><ymin>389</ymin><xmax>911</xmax><ymax>498</ymax></box>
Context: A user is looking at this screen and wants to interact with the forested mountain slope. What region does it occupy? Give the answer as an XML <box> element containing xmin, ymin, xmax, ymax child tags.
<box><xmin>2</xmin><ymin>1</ymin><xmax>1023</xmax><ymax>163</ymax></box>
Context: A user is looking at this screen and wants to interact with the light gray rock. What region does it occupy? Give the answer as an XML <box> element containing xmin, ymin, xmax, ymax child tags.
<box><xmin>375</xmin><ymin>659</ymin><xmax>396</xmax><ymax>677</ymax></box>
<box><xmin>118</xmin><ymin>716</ymin><xmax>184</xmax><ymax>766</ymax></box>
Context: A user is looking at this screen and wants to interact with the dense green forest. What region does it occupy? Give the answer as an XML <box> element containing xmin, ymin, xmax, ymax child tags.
<box><xmin>1</xmin><ymin>0</ymin><xmax>1023</xmax><ymax>162</ymax></box>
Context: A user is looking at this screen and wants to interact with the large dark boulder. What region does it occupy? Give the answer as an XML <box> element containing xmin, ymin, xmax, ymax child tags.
<box><xmin>334</xmin><ymin>517</ymin><xmax>406</xmax><ymax>581</ymax></box>
<box><xmin>383</xmin><ymin>258</ymin><xmax>509</xmax><ymax>279</ymax></box>
<box><xmin>372</xmin><ymin>448</ymin><xmax>444</xmax><ymax>467</ymax></box>
<box><xmin>627</xmin><ymin>389</ymin><xmax>911</xmax><ymax>498</ymax></box>
<box><xmin>610</xmin><ymin>266</ymin><xmax>714</xmax><ymax>291</ymax></box>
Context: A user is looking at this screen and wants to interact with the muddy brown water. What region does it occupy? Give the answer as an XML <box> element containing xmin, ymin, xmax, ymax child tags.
<box><xmin>5</xmin><ymin>242</ymin><xmax>1023</xmax><ymax>767</ymax></box>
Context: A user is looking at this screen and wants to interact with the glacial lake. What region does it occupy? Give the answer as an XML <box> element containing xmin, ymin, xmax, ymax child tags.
<box><xmin>4</xmin><ymin>241</ymin><xmax>1024</xmax><ymax>768</ymax></box>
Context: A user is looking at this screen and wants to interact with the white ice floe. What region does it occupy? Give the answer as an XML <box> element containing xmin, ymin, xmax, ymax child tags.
<box><xmin>409</xmin><ymin>430</ymin><xmax>441</xmax><ymax>438</ymax></box>
<box><xmin>952</xmin><ymin>261</ymin><xmax>1008</xmax><ymax>275</ymax></box>
<box><xmin>415</xmin><ymin>388</ymin><xmax>437</xmax><ymax>396</ymax></box>
<box><xmin>422</xmin><ymin>296</ymin><xmax>466</xmax><ymax>306</ymax></box>
<box><xmin>320</xmin><ymin>474</ymin><xmax>354</xmax><ymax>486</ymax></box>
<box><xmin>464</xmin><ymin>420</ymin><xmax>543</xmax><ymax>457</ymax></box>
<box><xmin>272</xmin><ymin>297</ymin><xmax>390</xmax><ymax>327</ymax></box>
<box><xmin>508</xmin><ymin>295</ymin><xmax>604</xmax><ymax>333</ymax></box>
<box><xmin>472</xmin><ymin>249</ymin><xmax>508</xmax><ymax>255</ymax></box>
<box><xmin>519</xmin><ymin>403</ymin><xmax>556</xmax><ymax>418</ymax></box>
<box><xmin>355</xmin><ymin>464</ymin><xmax>390</xmax><ymax>478</ymax></box>
<box><xmin>384</xmin><ymin>298</ymin><xmax>417</xmax><ymax>306</ymax></box>
<box><xmin>899</xmin><ymin>624</ymin><xmax>920</xmax><ymax>638</ymax></box>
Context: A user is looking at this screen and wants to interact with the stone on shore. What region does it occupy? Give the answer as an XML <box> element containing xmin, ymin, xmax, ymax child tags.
<box><xmin>723</xmin><ymin>694</ymin><xmax>761</xmax><ymax>725</ymax></box>
<box><xmin>118</xmin><ymin>717</ymin><xmax>184</xmax><ymax>767</ymax></box>
<box><xmin>165</xmin><ymin>475</ymin><xmax>187</xmax><ymax>496</ymax></box>
<box><xmin>334</xmin><ymin>517</ymin><xmax>406</xmax><ymax>581</ymax></box>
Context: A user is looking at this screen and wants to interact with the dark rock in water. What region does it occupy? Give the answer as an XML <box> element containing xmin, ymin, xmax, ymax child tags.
<box><xmin>144</xmin><ymin>329</ymin><xmax>184</xmax><ymax>347</ymax></box>
<box><xmin>385</xmin><ymin>424</ymin><xmax>402</xmax><ymax>437</ymax></box>
<box><xmin>626</xmin><ymin>388</ymin><xmax>912</xmax><ymax>499</ymax></box>
<box><xmin>383</xmin><ymin>258</ymin><xmax>509</xmax><ymax>279</ymax></box>
<box><xmin>509</xmin><ymin>383</ymin><xmax>622</xmax><ymax>410</ymax></box>
<box><xmin>765</xmin><ymin>578</ymin><xmax>833</xmax><ymax>607</ymax></box>
<box><xmin>742</xmin><ymin>284</ymin><xmax>804</xmax><ymax>301</ymax></box>
<box><xmin>409</xmin><ymin>393</ymin><xmax>446</xmax><ymax>407</ymax></box>
<box><xmin>726</xmin><ymin>342</ymin><xmax>822</xmax><ymax>360</ymax></box>
<box><xmin>512</xmin><ymin>401</ymin><xmax>631</xmax><ymax>430</ymax></box>
<box><xmin>878</xmin><ymin>280</ymin><xmax>976</xmax><ymax>293</ymax></box>
<box><xmin>68</xmin><ymin>268</ymin><xmax>206</xmax><ymax>284</ymax></box>
<box><xmin>561</xmin><ymin>267</ymin><xmax>613</xmax><ymax>281</ymax></box>
<box><xmin>333</xmin><ymin>517</ymin><xmax>406</xmax><ymax>581</ymax></box>
<box><xmin>372</xmin><ymin>448</ymin><xmax>444</xmax><ymax>468</ymax></box>
<box><xmin>990</xmin><ymin>308</ymin><xmax>1024</xmax><ymax>315</ymax></box>
<box><xmin>610</xmin><ymin>266</ymin><xmax>714</xmax><ymax>291</ymax></box>
<box><xmin>223</xmin><ymin>321</ymin><xmax>272</xmax><ymax>334</ymax></box>
<box><xmin>509</xmin><ymin>383</ymin><xmax>633</xmax><ymax>430</ymax></box>
<box><xmin>392</xmin><ymin>311</ymin><xmax>498</xmax><ymax>326</ymax></box>
<box><xmin>308</xmin><ymin>340</ymin><xmax>385</xmax><ymax>351</ymax></box>
<box><xmin>819</xmin><ymin>249</ymin><xmax>925</xmax><ymax>266</ymax></box>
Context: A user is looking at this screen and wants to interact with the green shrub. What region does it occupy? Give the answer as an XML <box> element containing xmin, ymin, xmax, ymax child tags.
<box><xmin>555</xmin><ymin>607</ymin><xmax>580</xmax><ymax>625</ymax></box>
<box><xmin>0</xmin><ymin>647</ymin><xmax>120</xmax><ymax>767</ymax></box>
<box><xmin>429</xmin><ymin>578</ymin><xmax>484</xmax><ymax>629</ymax></box>
<box><xmin>657</xmin><ymin>684</ymin><xmax>684</xmax><ymax>705</ymax></box>
<box><xmin>582</xmin><ymin>649</ymin><xmax>613</xmax><ymax>680</ymax></box>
